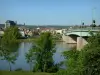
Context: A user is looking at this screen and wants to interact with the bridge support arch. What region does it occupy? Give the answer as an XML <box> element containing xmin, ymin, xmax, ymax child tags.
<box><xmin>62</xmin><ymin>34</ymin><xmax>78</xmax><ymax>44</ymax></box>
<box><xmin>77</xmin><ymin>37</ymin><xmax>88</xmax><ymax>50</ymax></box>
<box><xmin>62</xmin><ymin>34</ymin><xmax>88</xmax><ymax>50</ymax></box>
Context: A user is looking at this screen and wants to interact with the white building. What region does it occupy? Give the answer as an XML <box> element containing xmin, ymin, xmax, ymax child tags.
<box><xmin>19</xmin><ymin>30</ymin><xmax>25</xmax><ymax>37</ymax></box>
<box><xmin>55</xmin><ymin>29</ymin><xmax>63</xmax><ymax>34</ymax></box>
<box><xmin>5</xmin><ymin>20</ymin><xmax>16</xmax><ymax>29</ymax></box>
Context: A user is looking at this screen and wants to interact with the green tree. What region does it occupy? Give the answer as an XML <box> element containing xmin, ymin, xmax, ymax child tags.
<box><xmin>2</xmin><ymin>26</ymin><xmax>21</xmax><ymax>44</ymax></box>
<box><xmin>26</xmin><ymin>32</ymin><xmax>58</xmax><ymax>72</ymax></box>
<box><xmin>57</xmin><ymin>32</ymin><xmax>100</xmax><ymax>75</ymax></box>
<box><xmin>81</xmin><ymin>32</ymin><xmax>100</xmax><ymax>75</ymax></box>
<box><xmin>0</xmin><ymin>42</ymin><xmax>19</xmax><ymax>71</ymax></box>
<box><xmin>56</xmin><ymin>49</ymin><xmax>82</xmax><ymax>75</ymax></box>
<box><xmin>0</xmin><ymin>26</ymin><xmax>20</xmax><ymax>71</ymax></box>
<box><xmin>25</xmin><ymin>48</ymin><xmax>36</xmax><ymax>71</ymax></box>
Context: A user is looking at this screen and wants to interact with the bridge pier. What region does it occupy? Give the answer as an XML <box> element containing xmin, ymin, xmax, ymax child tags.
<box><xmin>62</xmin><ymin>34</ymin><xmax>77</xmax><ymax>44</ymax></box>
<box><xmin>77</xmin><ymin>37</ymin><xmax>88</xmax><ymax>50</ymax></box>
<box><xmin>62</xmin><ymin>34</ymin><xmax>88</xmax><ymax>50</ymax></box>
<box><xmin>62</xmin><ymin>27</ymin><xmax>100</xmax><ymax>50</ymax></box>
<box><xmin>65</xmin><ymin>36</ymin><xmax>77</xmax><ymax>44</ymax></box>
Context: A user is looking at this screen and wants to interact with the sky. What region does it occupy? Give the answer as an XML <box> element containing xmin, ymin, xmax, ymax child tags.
<box><xmin>0</xmin><ymin>0</ymin><xmax>100</xmax><ymax>25</ymax></box>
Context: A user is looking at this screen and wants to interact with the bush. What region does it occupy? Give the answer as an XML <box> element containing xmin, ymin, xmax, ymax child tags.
<box><xmin>15</xmin><ymin>68</ymin><xmax>23</xmax><ymax>71</ymax></box>
<box><xmin>56</xmin><ymin>33</ymin><xmax>100</xmax><ymax>75</ymax></box>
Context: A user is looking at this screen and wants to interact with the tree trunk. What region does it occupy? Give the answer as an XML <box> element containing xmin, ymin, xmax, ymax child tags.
<box><xmin>43</xmin><ymin>61</ymin><xmax>46</xmax><ymax>72</ymax></box>
<box><xmin>8</xmin><ymin>62</ymin><xmax>11</xmax><ymax>71</ymax></box>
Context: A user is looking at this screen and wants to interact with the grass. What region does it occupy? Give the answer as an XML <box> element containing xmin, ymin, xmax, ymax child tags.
<box><xmin>0</xmin><ymin>71</ymin><xmax>55</xmax><ymax>75</ymax></box>
<box><xmin>17</xmin><ymin>37</ymin><xmax>38</xmax><ymax>42</ymax></box>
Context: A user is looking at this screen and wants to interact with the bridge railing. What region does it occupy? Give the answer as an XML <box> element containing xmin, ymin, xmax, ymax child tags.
<box><xmin>67</xmin><ymin>27</ymin><xmax>100</xmax><ymax>32</ymax></box>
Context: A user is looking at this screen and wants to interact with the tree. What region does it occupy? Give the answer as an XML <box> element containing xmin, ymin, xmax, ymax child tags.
<box><xmin>25</xmin><ymin>48</ymin><xmax>36</xmax><ymax>71</ymax></box>
<box><xmin>81</xmin><ymin>32</ymin><xmax>100</xmax><ymax>75</ymax></box>
<box><xmin>0</xmin><ymin>26</ymin><xmax>20</xmax><ymax>71</ymax></box>
<box><xmin>56</xmin><ymin>49</ymin><xmax>82</xmax><ymax>75</ymax></box>
<box><xmin>26</xmin><ymin>32</ymin><xmax>58</xmax><ymax>72</ymax></box>
<box><xmin>56</xmin><ymin>32</ymin><xmax>100</xmax><ymax>75</ymax></box>
<box><xmin>0</xmin><ymin>41</ymin><xmax>19</xmax><ymax>71</ymax></box>
<box><xmin>1</xmin><ymin>26</ymin><xmax>21</xmax><ymax>44</ymax></box>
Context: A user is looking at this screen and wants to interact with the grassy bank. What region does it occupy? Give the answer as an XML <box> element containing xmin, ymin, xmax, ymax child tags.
<box><xmin>0</xmin><ymin>71</ymin><xmax>55</xmax><ymax>75</ymax></box>
<box><xmin>17</xmin><ymin>38</ymin><xmax>63</xmax><ymax>42</ymax></box>
<box><xmin>17</xmin><ymin>37</ymin><xmax>39</xmax><ymax>42</ymax></box>
<box><xmin>17</xmin><ymin>38</ymin><xmax>36</xmax><ymax>42</ymax></box>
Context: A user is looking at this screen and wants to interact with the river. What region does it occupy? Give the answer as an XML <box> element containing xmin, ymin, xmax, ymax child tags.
<box><xmin>0</xmin><ymin>42</ymin><xmax>76</xmax><ymax>71</ymax></box>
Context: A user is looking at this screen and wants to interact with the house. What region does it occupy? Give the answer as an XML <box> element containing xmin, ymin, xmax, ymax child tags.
<box><xmin>5</xmin><ymin>20</ymin><xmax>16</xmax><ymax>28</ymax></box>
<box><xmin>19</xmin><ymin>30</ymin><xmax>25</xmax><ymax>37</ymax></box>
<box><xmin>0</xmin><ymin>28</ymin><xmax>4</xmax><ymax>37</ymax></box>
<box><xmin>55</xmin><ymin>29</ymin><xmax>63</xmax><ymax>34</ymax></box>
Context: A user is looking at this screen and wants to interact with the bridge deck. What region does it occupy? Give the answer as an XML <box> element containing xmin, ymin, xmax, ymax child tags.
<box><xmin>64</xmin><ymin>27</ymin><xmax>100</xmax><ymax>36</ymax></box>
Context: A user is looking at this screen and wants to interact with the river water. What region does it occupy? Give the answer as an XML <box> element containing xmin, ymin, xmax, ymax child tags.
<box><xmin>0</xmin><ymin>42</ymin><xmax>76</xmax><ymax>71</ymax></box>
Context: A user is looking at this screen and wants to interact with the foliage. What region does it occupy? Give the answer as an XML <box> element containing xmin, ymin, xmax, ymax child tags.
<box><xmin>56</xmin><ymin>32</ymin><xmax>100</xmax><ymax>75</ymax></box>
<box><xmin>0</xmin><ymin>26</ymin><xmax>20</xmax><ymax>71</ymax></box>
<box><xmin>15</xmin><ymin>68</ymin><xmax>23</xmax><ymax>71</ymax></box>
<box><xmin>57</xmin><ymin>50</ymin><xmax>82</xmax><ymax>75</ymax></box>
<box><xmin>25</xmin><ymin>48</ymin><xmax>36</xmax><ymax>71</ymax></box>
<box><xmin>26</xmin><ymin>32</ymin><xmax>58</xmax><ymax>72</ymax></box>
<box><xmin>53</xmin><ymin>34</ymin><xmax>62</xmax><ymax>40</ymax></box>
<box><xmin>1</xmin><ymin>26</ymin><xmax>21</xmax><ymax>44</ymax></box>
<box><xmin>0</xmin><ymin>42</ymin><xmax>19</xmax><ymax>71</ymax></box>
<box><xmin>81</xmin><ymin>32</ymin><xmax>100</xmax><ymax>75</ymax></box>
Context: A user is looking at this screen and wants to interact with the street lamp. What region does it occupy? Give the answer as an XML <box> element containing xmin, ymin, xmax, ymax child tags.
<box><xmin>80</xmin><ymin>22</ymin><xmax>84</xmax><ymax>37</ymax></box>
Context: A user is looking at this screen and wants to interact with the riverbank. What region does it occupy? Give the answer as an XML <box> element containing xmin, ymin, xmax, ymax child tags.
<box><xmin>17</xmin><ymin>37</ymin><xmax>39</xmax><ymax>42</ymax></box>
<box><xmin>17</xmin><ymin>37</ymin><xmax>63</xmax><ymax>42</ymax></box>
<box><xmin>0</xmin><ymin>71</ymin><xmax>55</xmax><ymax>75</ymax></box>
<box><xmin>17</xmin><ymin>38</ymin><xmax>37</xmax><ymax>42</ymax></box>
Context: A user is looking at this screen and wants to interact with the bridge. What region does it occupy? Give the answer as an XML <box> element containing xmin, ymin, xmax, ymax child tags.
<box><xmin>62</xmin><ymin>27</ymin><xmax>100</xmax><ymax>50</ymax></box>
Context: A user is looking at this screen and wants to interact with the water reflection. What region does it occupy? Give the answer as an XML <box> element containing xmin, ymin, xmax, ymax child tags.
<box><xmin>0</xmin><ymin>42</ymin><xmax>20</xmax><ymax>71</ymax></box>
<box><xmin>0</xmin><ymin>42</ymin><xmax>76</xmax><ymax>71</ymax></box>
<box><xmin>54</xmin><ymin>42</ymin><xmax>76</xmax><ymax>64</ymax></box>
<box><xmin>67</xmin><ymin>44</ymin><xmax>77</xmax><ymax>50</ymax></box>
<box><xmin>11</xmin><ymin>43</ymin><xmax>32</xmax><ymax>71</ymax></box>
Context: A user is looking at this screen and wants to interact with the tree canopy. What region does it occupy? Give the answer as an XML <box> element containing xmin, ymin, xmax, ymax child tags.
<box><xmin>1</xmin><ymin>26</ymin><xmax>21</xmax><ymax>44</ymax></box>
<box><xmin>26</xmin><ymin>32</ymin><xmax>58</xmax><ymax>72</ymax></box>
<box><xmin>0</xmin><ymin>26</ymin><xmax>20</xmax><ymax>71</ymax></box>
<box><xmin>57</xmin><ymin>32</ymin><xmax>100</xmax><ymax>75</ymax></box>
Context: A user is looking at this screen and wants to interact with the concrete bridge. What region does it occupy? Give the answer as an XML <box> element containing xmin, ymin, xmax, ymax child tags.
<box><xmin>62</xmin><ymin>27</ymin><xmax>100</xmax><ymax>50</ymax></box>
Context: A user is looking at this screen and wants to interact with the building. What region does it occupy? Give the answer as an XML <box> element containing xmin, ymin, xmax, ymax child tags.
<box><xmin>55</xmin><ymin>29</ymin><xmax>63</xmax><ymax>34</ymax></box>
<box><xmin>19</xmin><ymin>30</ymin><xmax>25</xmax><ymax>37</ymax></box>
<box><xmin>0</xmin><ymin>28</ymin><xmax>4</xmax><ymax>37</ymax></box>
<box><xmin>5</xmin><ymin>20</ymin><xmax>16</xmax><ymax>29</ymax></box>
